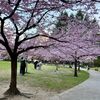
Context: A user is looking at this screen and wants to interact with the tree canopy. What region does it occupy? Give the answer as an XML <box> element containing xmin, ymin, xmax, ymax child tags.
<box><xmin>0</xmin><ymin>0</ymin><xmax>100</xmax><ymax>96</ymax></box>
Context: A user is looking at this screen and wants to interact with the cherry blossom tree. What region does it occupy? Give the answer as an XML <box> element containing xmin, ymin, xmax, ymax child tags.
<box><xmin>58</xmin><ymin>10</ymin><xmax>99</xmax><ymax>74</ymax></box>
<box><xmin>0</xmin><ymin>0</ymin><xmax>100</xmax><ymax>96</ymax></box>
<box><xmin>29</xmin><ymin>10</ymin><xmax>100</xmax><ymax>77</ymax></box>
<box><xmin>0</xmin><ymin>0</ymin><xmax>71</xmax><ymax>95</ymax></box>
<box><xmin>52</xmin><ymin>12</ymin><xmax>100</xmax><ymax>77</ymax></box>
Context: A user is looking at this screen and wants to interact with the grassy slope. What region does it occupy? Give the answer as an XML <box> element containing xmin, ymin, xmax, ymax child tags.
<box><xmin>0</xmin><ymin>61</ymin><xmax>89</xmax><ymax>92</ymax></box>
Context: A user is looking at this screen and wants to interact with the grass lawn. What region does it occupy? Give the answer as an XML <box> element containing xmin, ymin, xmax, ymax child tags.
<box><xmin>92</xmin><ymin>67</ymin><xmax>100</xmax><ymax>72</ymax></box>
<box><xmin>0</xmin><ymin>61</ymin><xmax>89</xmax><ymax>92</ymax></box>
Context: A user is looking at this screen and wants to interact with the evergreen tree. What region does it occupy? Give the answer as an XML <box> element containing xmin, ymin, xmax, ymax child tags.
<box><xmin>56</xmin><ymin>11</ymin><xmax>69</xmax><ymax>28</ymax></box>
<box><xmin>94</xmin><ymin>56</ymin><xmax>100</xmax><ymax>67</ymax></box>
<box><xmin>76</xmin><ymin>10</ymin><xmax>84</xmax><ymax>20</ymax></box>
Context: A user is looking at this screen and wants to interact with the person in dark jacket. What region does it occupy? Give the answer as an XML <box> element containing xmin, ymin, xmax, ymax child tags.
<box><xmin>20</xmin><ymin>57</ymin><xmax>26</xmax><ymax>75</ymax></box>
<box><xmin>34</xmin><ymin>60</ymin><xmax>38</xmax><ymax>69</ymax></box>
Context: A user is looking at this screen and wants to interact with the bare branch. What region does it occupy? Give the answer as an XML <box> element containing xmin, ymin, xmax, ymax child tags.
<box><xmin>17</xmin><ymin>44</ymin><xmax>53</xmax><ymax>55</ymax></box>
<box><xmin>0</xmin><ymin>17</ymin><xmax>2</xmax><ymax>21</ymax></box>
<box><xmin>10</xmin><ymin>18</ymin><xmax>19</xmax><ymax>34</ymax></box>
<box><xmin>0</xmin><ymin>19</ymin><xmax>12</xmax><ymax>56</ymax></box>
<box><xmin>40</xmin><ymin>34</ymin><xmax>69</xmax><ymax>43</ymax></box>
<box><xmin>4</xmin><ymin>0</ymin><xmax>21</xmax><ymax>20</ymax></box>
<box><xmin>60</xmin><ymin>0</ymin><xmax>81</xmax><ymax>4</ymax></box>
<box><xmin>78</xmin><ymin>53</ymin><xmax>100</xmax><ymax>59</ymax></box>
<box><xmin>19</xmin><ymin>8</ymin><xmax>52</xmax><ymax>35</ymax></box>
<box><xmin>60</xmin><ymin>0</ymin><xmax>100</xmax><ymax>4</ymax></box>
<box><xmin>18</xmin><ymin>34</ymin><xmax>39</xmax><ymax>46</ymax></box>
<box><xmin>8</xmin><ymin>0</ymin><xmax>11</xmax><ymax>4</ymax></box>
<box><xmin>91</xmin><ymin>0</ymin><xmax>100</xmax><ymax>3</ymax></box>
<box><xmin>0</xmin><ymin>39</ymin><xmax>5</xmax><ymax>46</ymax></box>
<box><xmin>19</xmin><ymin>0</ymin><xmax>40</xmax><ymax>35</ymax></box>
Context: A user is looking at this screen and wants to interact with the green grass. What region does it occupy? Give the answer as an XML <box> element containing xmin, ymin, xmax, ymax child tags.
<box><xmin>0</xmin><ymin>61</ymin><xmax>89</xmax><ymax>92</ymax></box>
<box><xmin>92</xmin><ymin>67</ymin><xmax>100</xmax><ymax>72</ymax></box>
<box><xmin>0</xmin><ymin>61</ymin><xmax>11</xmax><ymax>69</ymax></box>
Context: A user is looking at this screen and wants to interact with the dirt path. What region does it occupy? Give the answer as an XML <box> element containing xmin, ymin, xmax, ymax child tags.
<box><xmin>0</xmin><ymin>82</ymin><xmax>57</xmax><ymax>100</ymax></box>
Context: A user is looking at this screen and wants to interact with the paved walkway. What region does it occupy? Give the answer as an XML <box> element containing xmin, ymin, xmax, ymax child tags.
<box><xmin>49</xmin><ymin>70</ymin><xmax>100</xmax><ymax>100</ymax></box>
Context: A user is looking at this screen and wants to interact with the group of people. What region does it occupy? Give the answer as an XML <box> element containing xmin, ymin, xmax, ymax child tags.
<box><xmin>20</xmin><ymin>58</ymin><xmax>42</xmax><ymax>76</ymax></box>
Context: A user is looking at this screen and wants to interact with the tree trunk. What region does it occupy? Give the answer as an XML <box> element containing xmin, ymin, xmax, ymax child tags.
<box><xmin>74</xmin><ymin>59</ymin><xmax>78</xmax><ymax>77</ymax></box>
<box><xmin>55</xmin><ymin>65</ymin><xmax>58</xmax><ymax>71</ymax></box>
<box><xmin>78</xmin><ymin>66</ymin><xmax>80</xmax><ymax>71</ymax></box>
<box><xmin>4</xmin><ymin>57</ymin><xmax>20</xmax><ymax>95</ymax></box>
<box><xmin>78</xmin><ymin>62</ymin><xmax>80</xmax><ymax>71</ymax></box>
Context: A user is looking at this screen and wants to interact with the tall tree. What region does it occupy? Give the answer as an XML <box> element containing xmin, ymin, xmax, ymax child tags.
<box><xmin>0</xmin><ymin>0</ymin><xmax>70</xmax><ymax>95</ymax></box>
<box><xmin>33</xmin><ymin>11</ymin><xmax>100</xmax><ymax>77</ymax></box>
<box><xmin>0</xmin><ymin>0</ymin><xmax>100</xmax><ymax>96</ymax></box>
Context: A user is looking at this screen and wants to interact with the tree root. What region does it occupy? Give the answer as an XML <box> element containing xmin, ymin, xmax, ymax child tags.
<box><xmin>4</xmin><ymin>87</ymin><xmax>21</xmax><ymax>96</ymax></box>
<box><xmin>3</xmin><ymin>88</ymin><xmax>33</xmax><ymax>99</ymax></box>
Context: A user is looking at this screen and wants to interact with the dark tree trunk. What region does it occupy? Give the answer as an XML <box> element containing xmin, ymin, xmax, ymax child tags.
<box><xmin>78</xmin><ymin>62</ymin><xmax>80</xmax><ymax>71</ymax></box>
<box><xmin>78</xmin><ymin>66</ymin><xmax>80</xmax><ymax>71</ymax></box>
<box><xmin>4</xmin><ymin>56</ymin><xmax>20</xmax><ymax>95</ymax></box>
<box><xmin>74</xmin><ymin>59</ymin><xmax>78</xmax><ymax>77</ymax></box>
<box><xmin>25</xmin><ymin>63</ymin><xmax>28</xmax><ymax>73</ymax></box>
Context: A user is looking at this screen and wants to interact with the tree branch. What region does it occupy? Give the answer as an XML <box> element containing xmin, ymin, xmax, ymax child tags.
<box><xmin>10</xmin><ymin>18</ymin><xmax>19</xmax><ymax>34</ymax></box>
<box><xmin>0</xmin><ymin>39</ymin><xmax>5</xmax><ymax>46</ymax></box>
<box><xmin>91</xmin><ymin>0</ymin><xmax>100</xmax><ymax>3</ymax></box>
<box><xmin>0</xmin><ymin>19</ymin><xmax>12</xmax><ymax>56</ymax></box>
<box><xmin>19</xmin><ymin>0</ymin><xmax>39</xmax><ymax>35</ymax></box>
<box><xmin>19</xmin><ymin>7</ymin><xmax>54</xmax><ymax>36</ymax></box>
<box><xmin>17</xmin><ymin>44</ymin><xmax>53</xmax><ymax>55</ymax></box>
<box><xmin>8</xmin><ymin>0</ymin><xmax>11</xmax><ymax>4</ymax></box>
<box><xmin>40</xmin><ymin>34</ymin><xmax>69</xmax><ymax>43</ymax></box>
<box><xmin>78</xmin><ymin>53</ymin><xmax>100</xmax><ymax>59</ymax></box>
<box><xmin>18</xmin><ymin>34</ymin><xmax>39</xmax><ymax>46</ymax></box>
<box><xmin>60</xmin><ymin>0</ymin><xmax>100</xmax><ymax>4</ymax></box>
<box><xmin>4</xmin><ymin>0</ymin><xmax>21</xmax><ymax>20</ymax></box>
<box><xmin>60</xmin><ymin>0</ymin><xmax>81</xmax><ymax>4</ymax></box>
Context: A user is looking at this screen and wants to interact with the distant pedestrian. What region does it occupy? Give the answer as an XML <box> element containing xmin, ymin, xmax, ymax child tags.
<box><xmin>87</xmin><ymin>66</ymin><xmax>90</xmax><ymax>70</ymax></box>
<box><xmin>20</xmin><ymin>57</ymin><xmax>26</xmax><ymax>75</ymax></box>
<box><xmin>34</xmin><ymin>60</ymin><xmax>39</xmax><ymax>69</ymax></box>
<box><xmin>36</xmin><ymin>61</ymin><xmax>42</xmax><ymax>70</ymax></box>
